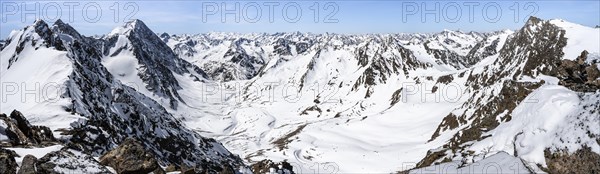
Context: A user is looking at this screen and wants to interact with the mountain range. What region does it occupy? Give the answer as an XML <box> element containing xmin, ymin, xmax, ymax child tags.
<box><xmin>0</xmin><ymin>16</ymin><xmax>599</xmax><ymax>173</ymax></box>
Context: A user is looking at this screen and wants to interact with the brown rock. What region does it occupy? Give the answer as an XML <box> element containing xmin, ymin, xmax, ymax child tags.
<box><xmin>99</xmin><ymin>138</ymin><xmax>163</xmax><ymax>174</ymax></box>
<box><xmin>576</xmin><ymin>50</ymin><xmax>588</xmax><ymax>65</ymax></box>
<box><xmin>17</xmin><ymin>155</ymin><xmax>37</xmax><ymax>174</ymax></box>
<box><xmin>36</xmin><ymin>148</ymin><xmax>112</xmax><ymax>173</ymax></box>
<box><xmin>0</xmin><ymin>148</ymin><xmax>18</xmax><ymax>174</ymax></box>
<box><xmin>544</xmin><ymin>146</ymin><xmax>600</xmax><ymax>174</ymax></box>
<box><xmin>585</xmin><ymin>63</ymin><xmax>600</xmax><ymax>83</ymax></box>
<box><xmin>164</xmin><ymin>164</ymin><xmax>178</xmax><ymax>172</ymax></box>
<box><xmin>0</xmin><ymin>117</ymin><xmax>30</xmax><ymax>146</ymax></box>
<box><xmin>0</xmin><ymin>110</ymin><xmax>56</xmax><ymax>146</ymax></box>
<box><xmin>180</xmin><ymin>165</ymin><xmax>200</xmax><ymax>174</ymax></box>
<box><xmin>251</xmin><ymin>159</ymin><xmax>295</xmax><ymax>174</ymax></box>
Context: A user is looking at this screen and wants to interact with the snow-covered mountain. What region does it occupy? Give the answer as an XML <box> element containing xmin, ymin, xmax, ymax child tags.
<box><xmin>1</xmin><ymin>16</ymin><xmax>599</xmax><ymax>173</ymax></box>
<box><xmin>1</xmin><ymin>19</ymin><xmax>246</xmax><ymax>173</ymax></box>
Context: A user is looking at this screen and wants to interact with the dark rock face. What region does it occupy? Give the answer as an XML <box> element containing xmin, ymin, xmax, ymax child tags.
<box><xmin>389</xmin><ymin>88</ymin><xmax>403</xmax><ymax>106</ymax></box>
<box><xmin>0</xmin><ymin>110</ymin><xmax>56</xmax><ymax>146</ymax></box>
<box><xmin>0</xmin><ymin>148</ymin><xmax>18</xmax><ymax>174</ymax></box>
<box><xmin>36</xmin><ymin>148</ymin><xmax>112</xmax><ymax>174</ymax></box>
<box><xmin>351</xmin><ymin>38</ymin><xmax>421</xmax><ymax>98</ymax></box>
<box><xmin>17</xmin><ymin>155</ymin><xmax>37</xmax><ymax>174</ymax></box>
<box><xmin>0</xmin><ymin>40</ymin><xmax>5</xmax><ymax>51</ymax></box>
<box><xmin>0</xmin><ymin>115</ymin><xmax>30</xmax><ymax>146</ymax></box>
<box><xmin>9</xmin><ymin>110</ymin><xmax>56</xmax><ymax>145</ymax></box>
<box><xmin>104</xmin><ymin>19</ymin><xmax>208</xmax><ymax>109</ymax></box>
<box><xmin>201</xmin><ymin>38</ymin><xmax>266</xmax><ymax>82</ymax></box>
<box><xmin>251</xmin><ymin>159</ymin><xmax>295</xmax><ymax>174</ymax></box>
<box><xmin>99</xmin><ymin>138</ymin><xmax>163</xmax><ymax>174</ymax></box>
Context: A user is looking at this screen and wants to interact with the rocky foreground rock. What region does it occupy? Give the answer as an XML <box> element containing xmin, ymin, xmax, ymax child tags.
<box><xmin>99</xmin><ymin>138</ymin><xmax>164</xmax><ymax>174</ymax></box>
<box><xmin>0</xmin><ymin>110</ymin><xmax>244</xmax><ymax>174</ymax></box>
<box><xmin>250</xmin><ymin>159</ymin><xmax>295</xmax><ymax>174</ymax></box>
<box><xmin>0</xmin><ymin>110</ymin><xmax>56</xmax><ymax>147</ymax></box>
<box><xmin>558</xmin><ymin>50</ymin><xmax>600</xmax><ymax>92</ymax></box>
<box><xmin>0</xmin><ymin>148</ymin><xmax>18</xmax><ymax>174</ymax></box>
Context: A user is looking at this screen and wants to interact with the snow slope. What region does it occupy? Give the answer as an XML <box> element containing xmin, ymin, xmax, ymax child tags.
<box><xmin>0</xmin><ymin>21</ymin><xmax>82</xmax><ymax>133</ymax></box>
<box><xmin>550</xmin><ymin>19</ymin><xmax>600</xmax><ymax>60</ymax></box>
<box><xmin>410</xmin><ymin>152</ymin><xmax>531</xmax><ymax>174</ymax></box>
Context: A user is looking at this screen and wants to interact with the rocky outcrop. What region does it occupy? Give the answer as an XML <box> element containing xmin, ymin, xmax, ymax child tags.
<box><xmin>544</xmin><ymin>146</ymin><xmax>600</xmax><ymax>174</ymax></box>
<box><xmin>0</xmin><ymin>40</ymin><xmax>5</xmax><ymax>51</ymax></box>
<box><xmin>557</xmin><ymin>50</ymin><xmax>600</xmax><ymax>92</ymax></box>
<box><xmin>0</xmin><ymin>110</ymin><xmax>56</xmax><ymax>147</ymax></box>
<box><xmin>36</xmin><ymin>148</ymin><xmax>112</xmax><ymax>174</ymax></box>
<box><xmin>0</xmin><ymin>148</ymin><xmax>18</xmax><ymax>174</ymax></box>
<box><xmin>251</xmin><ymin>159</ymin><xmax>295</xmax><ymax>174</ymax></box>
<box><xmin>0</xmin><ymin>114</ymin><xmax>29</xmax><ymax>146</ymax></box>
<box><xmin>17</xmin><ymin>155</ymin><xmax>37</xmax><ymax>174</ymax></box>
<box><xmin>99</xmin><ymin>138</ymin><xmax>164</xmax><ymax>174</ymax></box>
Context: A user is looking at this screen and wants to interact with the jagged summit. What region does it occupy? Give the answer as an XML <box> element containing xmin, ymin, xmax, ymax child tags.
<box><xmin>32</xmin><ymin>19</ymin><xmax>47</xmax><ymax>26</ymax></box>
<box><xmin>53</xmin><ymin>19</ymin><xmax>65</xmax><ymax>25</ymax></box>
<box><xmin>526</xmin><ymin>16</ymin><xmax>543</xmax><ymax>25</ymax></box>
<box><xmin>109</xmin><ymin>19</ymin><xmax>151</xmax><ymax>36</ymax></box>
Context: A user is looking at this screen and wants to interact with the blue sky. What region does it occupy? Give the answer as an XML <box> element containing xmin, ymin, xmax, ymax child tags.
<box><xmin>1</xmin><ymin>0</ymin><xmax>599</xmax><ymax>37</ymax></box>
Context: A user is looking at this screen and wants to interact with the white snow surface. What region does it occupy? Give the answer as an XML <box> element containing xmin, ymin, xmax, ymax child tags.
<box><xmin>550</xmin><ymin>19</ymin><xmax>600</xmax><ymax>60</ymax></box>
<box><xmin>0</xmin><ymin>26</ymin><xmax>83</xmax><ymax>135</ymax></box>
<box><xmin>7</xmin><ymin>145</ymin><xmax>63</xmax><ymax>164</ymax></box>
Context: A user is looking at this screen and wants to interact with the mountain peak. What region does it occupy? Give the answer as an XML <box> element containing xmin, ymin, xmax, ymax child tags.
<box><xmin>31</xmin><ymin>19</ymin><xmax>50</xmax><ymax>33</ymax></box>
<box><xmin>51</xmin><ymin>19</ymin><xmax>82</xmax><ymax>40</ymax></box>
<box><xmin>124</xmin><ymin>19</ymin><xmax>145</xmax><ymax>29</ymax></box>
<box><xmin>29</xmin><ymin>19</ymin><xmax>53</xmax><ymax>41</ymax></box>
<box><xmin>33</xmin><ymin>19</ymin><xmax>47</xmax><ymax>27</ymax></box>
<box><xmin>525</xmin><ymin>16</ymin><xmax>543</xmax><ymax>26</ymax></box>
<box><xmin>54</xmin><ymin>19</ymin><xmax>65</xmax><ymax>25</ymax></box>
<box><xmin>109</xmin><ymin>19</ymin><xmax>152</xmax><ymax>36</ymax></box>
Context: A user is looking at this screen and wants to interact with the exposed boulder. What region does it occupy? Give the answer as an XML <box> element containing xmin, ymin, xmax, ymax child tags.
<box><xmin>251</xmin><ymin>159</ymin><xmax>295</xmax><ymax>174</ymax></box>
<box><xmin>180</xmin><ymin>165</ymin><xmax>202</xmax><ymax>174</ymax></box>
<box><xmin>0</xmin><ymin>148</ymin><xmax>19</xmax><ymax>174</ymax></box>
<box><xmin>557</xmin><ymin>50</ymin><xmax>600</xmax><ymax>92</ymax></box>
<box><xmin>585</xmin><ymin>63</ymin><xmax>600</xmax><ymax>85</ymax></box>
<box><xmin>0</xmin><ymin>115</ymin><xmax>30</xmax><ymax>146</ymax></box>
<box><xmin>99</xmin><ymin>138</ymin><xmax>164</xmax><ymax>174</ymax></box>
<box><xmin>36</xmin><ymin>148</ymin><xmax>112</xmax><ymax>174</ymax></box>
<box><xmin>9</xmin><ymin>110</ymin><xmax>56</xmax><ymax>144</ymax></box>
<box><xmin>17</xmin><ymin>155</ymin><xmax>37</xmax><ymax>174</ymax></box>
<box><xmin>544</xmin><ymin>146</ymin><xmax>600</xmax><ymax>174</ymax></box>
<box><xmin>0</xmin><ymin>110</ymin><xmax>56</xmax><ymax>147</ymax></box>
